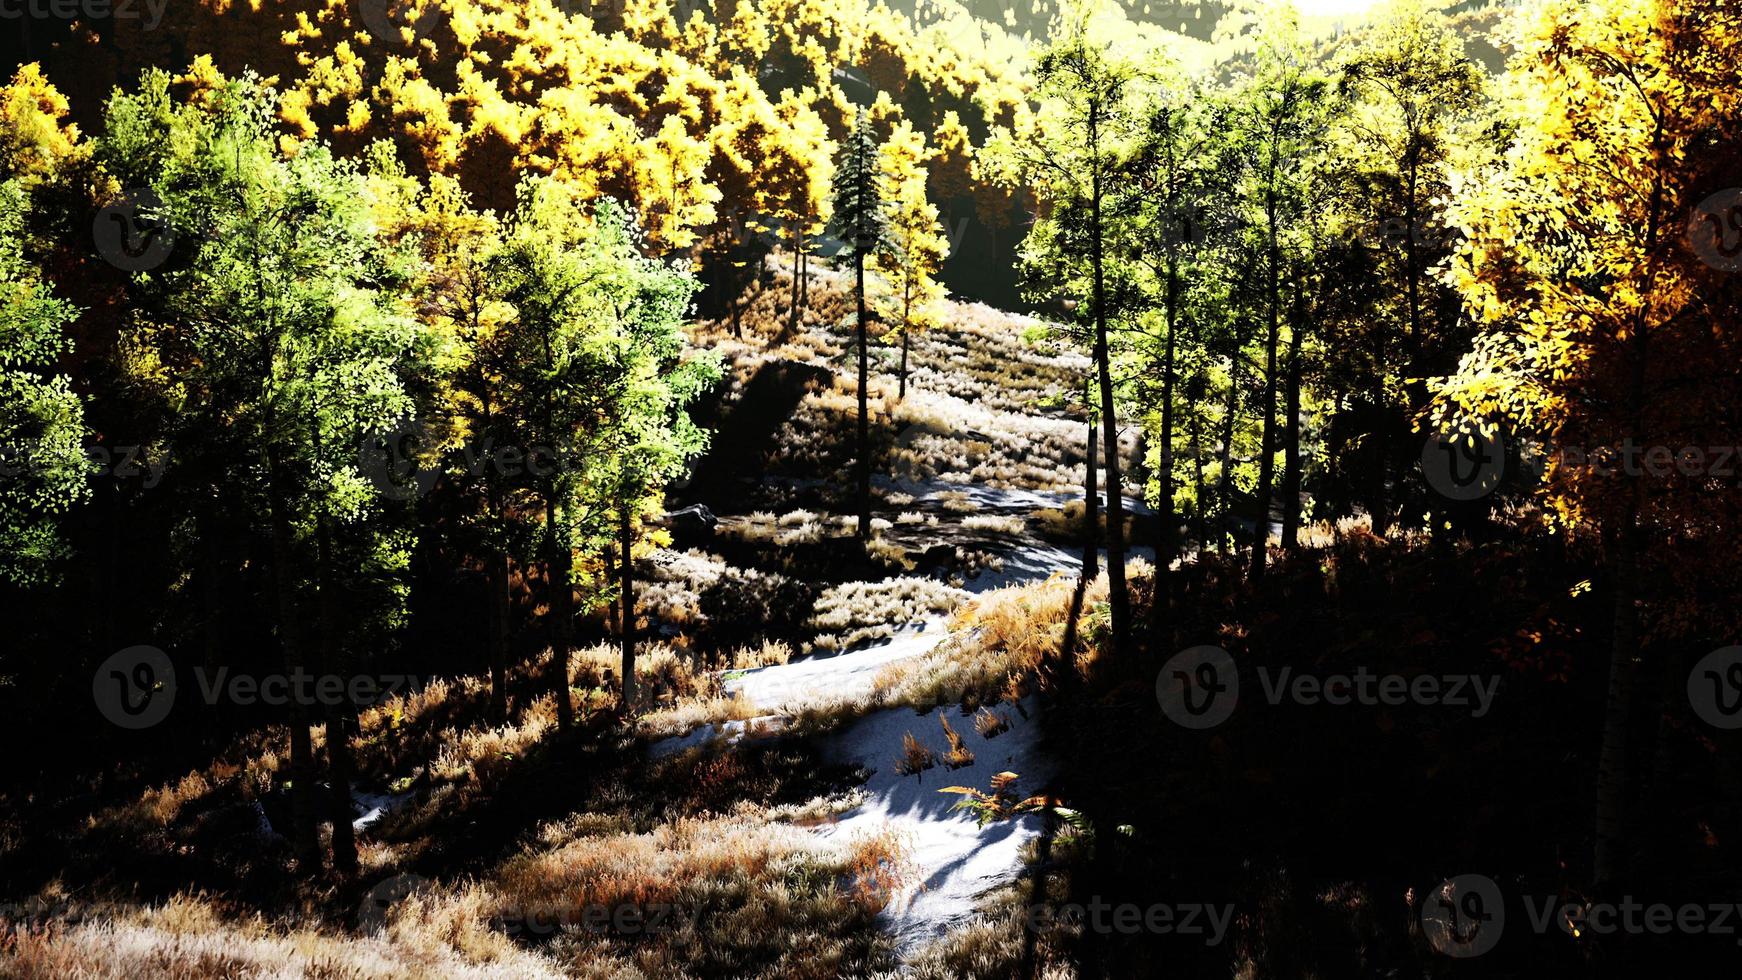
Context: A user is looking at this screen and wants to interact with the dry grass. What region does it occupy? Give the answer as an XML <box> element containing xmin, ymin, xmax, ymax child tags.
<box><xmin>973</xmin><ymin>707</ymin><xmax>1011</xmax><ymax>739</ymax></box>
<box><xmin>870</xmin><ymin>567</ymin><xmax>1122</xmax><ymax>712</ymax></box>
<box><xmin>690</xmin><ymin>257</ymin><xmax>1141</xmax><ymax>495</ymax></box>
<box><xmin>2</xmin><ymin>815</ymin><xmax>904</xmax><ymax>978</ymax></box>
<box><xmin>894</xmin><ymin>732</ymin><xmax>938</xmax><ymax>778</ymax></box>
<box><xmin>962</xmin><ymin>513</ymin><xmax>1026</xmax><ymax>536</ymax></box>
<box><xmin>906</xmin><ymin>888</ymin><xmax>1075</xmax><ymax>980</ymax></box>
<box><xmin>0</xmin><ymin>893</ymin><xmax>562</xmax><ymax>979</ymax></box>
<box><xmin>806</xmin><ymin>577</ymin><xmax>967</xmax><ymax>653</ymax></box>
<box><xmin>939</xmin><ymin>715</ymin><xmax>975</xmax><ymax>770</ymax></box>
<box><xmin>476</xmin><ymin>814</ymin><xmax>897</xmax><ymax>976</ymax></box>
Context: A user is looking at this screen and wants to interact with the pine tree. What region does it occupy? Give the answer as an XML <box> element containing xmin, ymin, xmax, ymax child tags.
<box><xmin>831</xmin><ymin>110</ymin><xmax>888</xmax><ymax>543</ymax></box>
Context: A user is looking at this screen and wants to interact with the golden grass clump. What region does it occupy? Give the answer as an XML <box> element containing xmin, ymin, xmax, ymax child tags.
<box><xmin>939</xmin><ymin>714</ymin><xmax>975</xmax><ymax>769</ymax></box>
<box><xmin>973</xmin><ymin>707</ymin><xmax>1012</xmax><ymax>739</ymax></box>
<box><xmin>894</xmin><ymin>731</ymin><xmax>938</xmax><ymax>777</ymax></box>
<box><xmin>0</xmin><ymin>892</ymin><xmax>562</xmax><ymax>979</ymax></box>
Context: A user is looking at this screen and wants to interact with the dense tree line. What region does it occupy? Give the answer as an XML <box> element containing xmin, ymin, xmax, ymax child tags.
<box><xmin>996</xmin><ymin>0</ymin><xmax>1742</xmax><ymax>888</ymax></box>
<box><xmin>0</xmin><ymin>65</ymin><xmax>724</xmax><ymax>872</ymax></box>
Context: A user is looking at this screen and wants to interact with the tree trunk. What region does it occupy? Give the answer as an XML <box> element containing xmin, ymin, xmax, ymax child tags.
<box><xmin>855</xmin><ymin>249</ymin><xmax>872</xmax><ymax>542</ymax></box>
<box><xmin>788</xmin><ymin>241</ymin><xmax>803</xmax><ymax>334</ymax></box>
<box><xmin>1216</xmin><ymin>341</ymin><xmax>1244</xmax><ymax>557</ymax></box>
<box><xmin>1371</xmin><ymin>316</ymin><xmax>1392</xmax><ymax>538</ymax></box>
<box><xmin>1280</xmin><ymin>274</ymin><xmax>1305</xmax><ymax>553</ymax></box>
<box><xmin>899</xmin><ymin>329</ymin><xmax>909</xmax><ymax>399</ymax></box>
<box><xmin>1595</xmin><ymin>134</ymin><xmax>1666</xmax><ymax>888</ymax></box>
<box><xmin>727</xmin><ymin>248</ymin><xmax>742</xmax><ymax>338</ymax></box>
<box><xmin>1152</xmin><ymin>258</ymin><xmax>1179</xmax><ymax>650</ymax></box>
<box><xmin>488</xmin><ymin>552</ymin><xmax>509</xmax><ymax>724</ymax></box>
<box><xmin>312</xmin><ymin>415</ymin><xmax>358</xmax><ymax>875</ymax></box>
<box><xmin>1250</xmin><ymin>195</ymin><xmax>1280</xmax><ymax>582</ymax></box>
<box><xmin>1189</xmin><ymin>394</ymin><xmax>1207</xmax><ymax>558</ymax></box>
<box><xmin>1088</xmin><ymin>109</ymin><xmax>1131</xmax><ymax>662</ymax></box>
<box><xmin>1083</xmin><ymin>417</ymin><xmax>1099</xmax><ymax>582</ymax></box>
<box><xmin>899</xmin><ymin>286</ymin><xmax>911</xmax><ymax>400</ymax></box>
<box><xmin>545</xmin><ymin>493</ymin><xmax>575</xmax><ymax>731</ymax></box>
<box><xmin>265</xmin><ymin>449</ymin><xmax>322</xmax><ymax>875</ymax></box>
<box><xmin>620</xmin><ymin>500</ymin><xmax>637</xmax><ymax>714</ymax></box>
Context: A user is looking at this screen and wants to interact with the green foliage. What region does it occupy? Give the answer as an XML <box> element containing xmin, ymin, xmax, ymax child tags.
<box><xmin>489</xmin><ymin>177</ymin><xmax>719</xmax><ymax>601</ymax></box>
<box><xmin>830</xmin><ymin>112</ymin><xmax>891</xmax><ymax>261</ymax></box>
<box><xmin>97</xmin><ymin>68</ymin><xmax>435</xmax><ymax>644</ymax></box>
<box><xmin>0</xmin><ymin>180</ymin><xmax>87</xmax><ymax>585</ymax></box>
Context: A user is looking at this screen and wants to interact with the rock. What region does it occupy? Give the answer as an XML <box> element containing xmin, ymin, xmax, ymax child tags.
<box><xmin>906</xmin><ymin>544</ymin><xmax>956</xmax><ymax>569</ymax></box>
<box><xmin>665</xmin><ymin>504</ymin><xmax>717</xmax><ymax>540</ymax></box>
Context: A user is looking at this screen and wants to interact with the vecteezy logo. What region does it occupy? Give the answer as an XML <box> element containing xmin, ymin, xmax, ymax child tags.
<box><xmin>358</xmin><ymin>415</ymin><xmax>438</xmax><ymax>501</ymax></box>
<box><xmin>1689</xmin><ymin>646</ymin><xmax>1742</xmax><ymax>730</ymax></box>
<box><xmin>358</xmin><ymin>873</ymin><xmax>429</xmax><ymax>931</ymax></box>
<box><xmin>1420</xmin><ymin>429</ymin><xmax>1505</xmax><ymax>501</ymax></box>
<box><xmin>1156</xmin><ymin>645</ymin><xmax>1238</xmax><ymax>730</ymax></box>
<box><xmin>92</xmin><ymin>189</ymin><xmax>176</xmax><ymax>272</ymax></box>
<box><xmin>92</xmin><ymin>645</ymin><xmax>177</xmax><ymax>729</ymax></box>
<box><xmin>1421</xmin><ymin>874</ymin><xmax>1504</xmax><ymax>958</ymax></box>
<box><xmin>1688</xmin><ymin>188</ymin><xmax>1742</xmax><ymax>273</ymax></box>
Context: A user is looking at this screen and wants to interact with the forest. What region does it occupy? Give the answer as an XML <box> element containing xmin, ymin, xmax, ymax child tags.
<box><xmin>1</xmin><ymin>0</ymin><xmax>1740</xmax><ymax>976</ymax></box>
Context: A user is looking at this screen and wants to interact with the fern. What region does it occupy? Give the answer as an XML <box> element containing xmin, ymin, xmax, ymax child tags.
<box><xmin>938</xmin><ymin>771</ymin><xmax>1071</xmax><ymax>826</ymax></box>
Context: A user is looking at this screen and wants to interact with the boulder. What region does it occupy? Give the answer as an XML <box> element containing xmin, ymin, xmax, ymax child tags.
<box><xmin>665</xmin><ymin>504</ymin><xmax>718</xmax><ymax>540</ymax></box>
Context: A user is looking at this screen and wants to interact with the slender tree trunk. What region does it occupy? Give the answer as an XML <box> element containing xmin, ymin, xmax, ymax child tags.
<box><xmin>482</xmin><ymin>377</ymin><xmax>510</xmax><ymax>722</ymax></box>
<box><xmin>1595</xmin><ymin>144</ymin><xmax>1665</xmax><ymax>887</ymax></box>
<box><xmin>545</xmin><ymin>493</ymin><xmax>575</xmax><ymax>731</ymax></box>
<box><xmin>1083</xmin><ymin>417</ymin><xmax>1099</xmax><ymax>581</ymax></box>
<box><xmin>312</xmin><ymin>416</ymin><xmax>358</xmax><ymax>875</ymax></box>
<box><xmin>788</xmin><ymin>241</ymin><xmax>803</xmax><ymax>334</ymax></box>
<box><xmin>1250</xmin><ymin>195</ymin><xmax>1280</xmax><ymax>581</ymax></box>
<box><xmin>729</xmin><ymin>264</ymin><xmax>741</xmax><ymax>338</ymax></box>
<box><xmin>265</xmin><ymin>449</ymin><xmax>322</xmax><ymax>874</ymax></box>
<box><xmin>620</xmin><ymin>500</ymin><xmax>637</xmax><ymax>713</ymax></box>
<box><xmin>1403</xmin><ymin>153</ymin><xmax>1422</xmax><ymax>358</ymax></box>
<box><xmin>1216</xmin><ymin>341</ymin><xmax>1244</xmax><ymax>557</ymax></box>
<box><xmin>1280</xmin><ymin>274</ymin><xmax>1305</xmax><ymax>553</ymax></box>
<box><xmin>900</xmin><ymin>328</ymin><xmax>910</xmax><ymax>399</ymax></box>
<box><xmin>488</xmin><ymin>552</ymin><xmax>509</xmax><ymax>724</ymax></box>
<box><xmin>899</xmin><ymin>280</ymin><xmax>912</xmax><ymax>399</ymax></box>
<box><xmin>1189</xmin><ymin>395</ymin><xmax>1207</xmax><ymax>558</ymax></box>
<box><xmin>855</xmin><ymin>248</ymin><xmax>872</xmax><ymax>542</ymax></box>
<box><xmin>1088</xmin><ymin>110</ymin><xmax>1130</xmax><ymax>661</ymax></box>
<box><xmin>1371</xmin><ymin>320</ymin><xmax>1392</xmax><ymax>538</ymax></box>
<box><xmin>1152</xmin><ymin>258</ymin><xmax>1179</xmax><ymax>649</ymax></box>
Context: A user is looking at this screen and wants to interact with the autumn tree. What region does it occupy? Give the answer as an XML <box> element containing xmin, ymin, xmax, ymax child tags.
<box><xmin>874</xmin><ymin>120</ymin><xmax>950</xmax><ymax>399</ymax></box>
<box><xmin>1432</xmin><ymin>0</ymin><xmax>1742</xmax><ymax>887</ymax></box>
